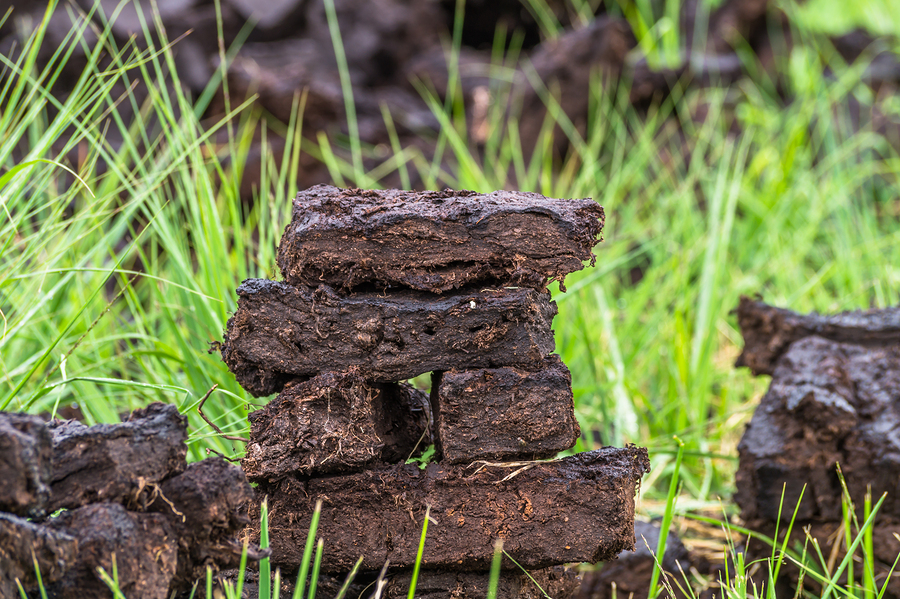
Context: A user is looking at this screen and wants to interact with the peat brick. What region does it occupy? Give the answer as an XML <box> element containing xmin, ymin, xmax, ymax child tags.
<box><xmin>148</xmin><ymin>457</ymin><xmax>267</xmax><ymax>589</ymax></box>
<box><xmin>276</xmin><ymin>185</ymin><xmax>604</xmax><ymax>293</ymax></box>
<box><xmin>735</xmin><ymin>296</ymin><xmax>900</xmax><ymax>376</ymax></box>
<box><xmin>432</xmin><ymin>355</ymin><xmax>580</xmax><ymax>464</ymax></box>
<box><xmin>221</xmin><ymin>279</ymin><xmax>557</xmax><ymax>397</ymax></box>
<box><xmin>255</xmin><ymin>446</ymin><xmax>649</xmax><ymax>572</ymax></box>
<box><xmin>387</xmin><ymin>567</ymin><xmax>582</xmax><ymax>599</ymax></box>
<box><xmin>0</xmin><ymin>412</ymin><xmax>51</xmax><ymax>518</ymax></box>
<box><xmin>243</xmin><ymin>371</ymin><xmax>429</xmax><ymax>481</ymax></box>
<box><xmin>48</xmin><ymin>402</ymin><xmax>188</xmax><ymax>512</ymax></box>
<box><xmin>0</xmin><ymin>513</ymin><xmax>77</xmax><ymax>598</ymax></box>
<box><xmin>44</xmin><ymin>503</ymin><xmax>178</xmax><ymax>599</ymax></box>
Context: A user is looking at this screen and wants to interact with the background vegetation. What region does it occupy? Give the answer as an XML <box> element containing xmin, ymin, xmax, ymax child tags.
<box><xmin>2</xmin><ymin>0</ymin><xmax>899</xmax><ymax>594</ymax></box>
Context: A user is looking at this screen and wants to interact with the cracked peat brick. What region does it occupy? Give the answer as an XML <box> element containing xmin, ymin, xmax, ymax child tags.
<box><xmin>431</xmin><ymin>355</ymin><xmax>580</xmax><ymax>464</ymax></box>
<box><xmin>221</xmin><ymin>279</ymin><xmax>556</xmax><ymax>397</ymax></box>
<box><xmin>276</xmin><ymin>185</ymin><xmax>604</xmax><ymax>293</ymax></box>
<box><xmin>242</xmin><ymin>371</ymin><xmax>428</xmax><ymax>481</ymax></box>
<box><xmin>147</xmin><ymin>457</ymin><xmax>267</xmax><ymax>588</ymax></box>
<box><xmin>251</xmin><ymin>446</ymin><xmax>650</xmax><ymax>572</ymax></box>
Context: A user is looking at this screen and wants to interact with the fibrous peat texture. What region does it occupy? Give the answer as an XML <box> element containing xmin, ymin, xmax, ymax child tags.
<box><xmin>276</xmin><ymin>185</ymin><xmax>604</xmax><ymax>293</ymax></box>
<box><xmin>432</xmin><ymin>355</ymin><xmax>580</xmax><ymax>464</ymax></box>
<box><xmin>2</xmin><ymin>404</ymin><xmax>266</xmax><ymax>598</ymax></box>
<box><xmin>243</xmin><ymin>371</ymin><xmax>428</xmax><ymax>481</ymax></box>
<box><xmin>254</xmin><ymin>446</ymin><xmax>650</xmax><ymax>572</ymax></box>
<box><xmin>222</xmin><ymin>279</ymin><xmax>557</xmax><ymax>397</ymax></box>
<box><xmin>147</xmin><ymin>457</ymin><xmax>262</xmax><ymax>588</ymax></box>
<box><xmin>737</xmin><ymin>335</ymin><xmax>900</xmax><ymax>523</ymax></box>
<box><xmin>44</xmin><ymin>503</ymin><xmax>178</xmax><ymax>599</ymax></box>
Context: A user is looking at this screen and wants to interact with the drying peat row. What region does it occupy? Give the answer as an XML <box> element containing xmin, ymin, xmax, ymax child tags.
<box><xmin>221</xmin><ymin>185</ymin><xmax>650</xmax><ymax>597</ymax></box>
<box><xmin>0</xmin><ymin>403</ymin><xmax>265</xmax><ymax>598</ymax></box>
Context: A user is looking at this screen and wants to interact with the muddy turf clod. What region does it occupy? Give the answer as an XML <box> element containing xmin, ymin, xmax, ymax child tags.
<box><xmin>221</xmin><ymin>186</ymin><xmax>650</xmax><ymax>598</ymax></box>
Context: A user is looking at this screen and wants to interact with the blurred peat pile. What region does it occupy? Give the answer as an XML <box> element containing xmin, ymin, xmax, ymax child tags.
<box><xmin>4</xmin><ymin>0</ymin><xmax>899</xmax><ymax>195</ymax></box>
<box><xmin>217</xmin><ymin>185</ymin><xmax>650</xmax><ymax>598</ymax></box>
<box><xmin>734</xmin><ymin>297</ymin><xmax>900</xmax><ymax>597</ymax></box>
<box><xmin>0</xmin><ymin>403</ymin><xmax>266</xmax><ymax>598</ymax></box>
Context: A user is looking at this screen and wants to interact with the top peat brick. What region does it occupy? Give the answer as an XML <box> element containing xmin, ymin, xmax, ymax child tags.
<box><xmin>277</xmin><ymin>185</ymin><xmax>605</xmax><ymax>293</ymax></box>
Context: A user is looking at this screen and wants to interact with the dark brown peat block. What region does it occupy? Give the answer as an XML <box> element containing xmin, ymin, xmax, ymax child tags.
<box><xmin>44</xmin><ymin>503</ymin><xmax>177</xmax><ymax>599</ymax></box>
<box><xmin>147</xmin><ymin>457</ymin><xmax>263</xmax><ymax>588</ymax></box>
<box><xmin>242</xmin><ymin>371</ymin><xmax>428</xmax><ymax>481</ymax></box>
<box><xmin>737</xmin><ymin>335</ymin><xmax>900</xmax><ymax>523</ymax></box>
<box><xmin>0</xmin><ymin>412</ymin><xmax>51</xmax><ymax>518</ymax></box>
<box><xmin>47</xmin><ymin>402</ymin><xmax>188</xmax><ymax>512</ymax></box>
<box><xmin>735</xmin><ymin>295</ymin><xmax>900</xmax><ymax>376</ymax></box>
<box><xmin>276</xmin><ymin>185</ymin><xmax>605</xmax><ymax>293</ymax></box>
<box><xmin>735</xmin><ymin>301</ymin><xmax>900</xmax><ymax>597</ymax></box>
<box><xmin>222</xmin><ymin>279</ymin><xmax>557</xmax><ymax>397</ymax></box>
<box><xmin>0</xmin><ymin>513</ymin><xmax>77</xmax><ymax>598</ymax></box>
<box><xmin>432</xmin><ymin>355</ymin><xmax>580</xmax><ymax>464</ymax></box>
<box><xmin>255</xmin><ymin>446</ymin><xmax>649</xmax><ymax>572</ymax></box>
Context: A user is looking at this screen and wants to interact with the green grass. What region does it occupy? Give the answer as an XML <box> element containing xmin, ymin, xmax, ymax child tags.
<box><xmin>3</xmin><ymin>0</ymin><xmax>900</xmax><ymax>597</ymax></box>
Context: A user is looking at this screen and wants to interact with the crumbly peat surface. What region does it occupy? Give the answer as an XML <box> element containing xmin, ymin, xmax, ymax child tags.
<box><xmin>277</xmin><ymin>185</ymin><xmax>604</xmax><ymax>293</ymax></box>
<box><xmin>242</xmin><ymin>371</ymin><xmax>428</xmax><ymax>481</ymax></box>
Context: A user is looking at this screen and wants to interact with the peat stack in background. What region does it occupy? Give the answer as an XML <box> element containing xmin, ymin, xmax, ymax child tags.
<box><xmin>734</xmin><ymin>297</ymin><xmax>900</xmax><ymax>598</ymax></box>
<box><xmin>220</xmin><ymin>185</ymin><xmax>651</xmax><ymax>597</ymax></box>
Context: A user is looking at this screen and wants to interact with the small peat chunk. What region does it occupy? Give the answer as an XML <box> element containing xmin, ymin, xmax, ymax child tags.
<box><xmin>48</xmin><ymin>402</ymin><xmax>188</xmax><ymax>512</ymax></box>
<box><xmin>44</xmin><ymin>503</ymin><xmax>177</xmax><ymax>599</ymax></box>
<box><xmin>387</xmin><ymin>567</ymin><xmax>582</xmax><ymax>599</ymax></box>
<box><xmin>432</xmin><ymin>355</ymin><xmax>580</xmax><ymax>464</ymax></box>
<box><xmin>243</xmin><ymin>371</ymin><xmax>428</xmax><ymax>481</ymax></box>
<box><xmin>222</xmin><ymin>280</ymin><xmax>557</xmax><ymax>397</ymax></box>
<box><xmin>735</xmin><ymin>296</ymin><xmax>900</xmax><ymax>376</ymax></box>
<box><xmin>277</xmin><ymin>185</ymin><xmax>605</xmax><ymax>293</ymax></box>
<box><xmin>0</xmin><ymin>513</ymin><xmax>77</xmax><ymax>598</ymax></box>
<box><xmin>148</xmin><ymin>457</ymin><xmax>267</xmax><ymax>589</ymax></box>
<box><xmin>255</xmin><ymin>446</ymin><xmax>649</xmax><ymax>572</ymax></box>
<box><xmin>0</xmin><ymin>412</ymin><xmax>51</xmax><ymax>518</ymax></box>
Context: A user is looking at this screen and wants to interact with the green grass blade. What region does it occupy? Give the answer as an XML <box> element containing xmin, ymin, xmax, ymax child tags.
<box><xmin>486</xmin><ymin>540</ymin><xmax>504</xmax><ymax>599</ymax></box>
<box><xmin>407</xmin><ymin>505</ymin><xmax>432</xmax><ymax>599</ymax></box>
<box><xmin>260</xmin><ymin>497</ymin><xmax>271</xmax><ymax>599</ymax></box>
<box><xmin>292</xmin><ymin>500</ymin><xmax>323</xmax><ymax>599</ymax></box>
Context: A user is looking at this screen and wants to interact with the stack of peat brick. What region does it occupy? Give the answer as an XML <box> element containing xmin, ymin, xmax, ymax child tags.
<box><xmin>220</xmin><ymin>185</ymin><xmax>651</xmax><ymax>598</ymax></box>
